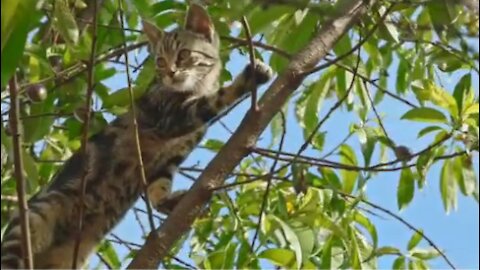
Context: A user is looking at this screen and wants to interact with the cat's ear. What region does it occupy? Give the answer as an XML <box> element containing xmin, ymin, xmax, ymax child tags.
<box><xmin>142</xmin><ymin>20</ymin><xmax>163</xmax><ymax>45</ymax></box>
<box><xmin>185</xmin><ymin>4</ymin><xmax>214</xmax><ymax>42</ymax></box>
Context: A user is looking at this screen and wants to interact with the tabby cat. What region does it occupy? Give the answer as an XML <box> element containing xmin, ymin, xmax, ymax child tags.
<box><xmin>1</xmin><ymin>4</ymin><xmax>272</xmax><ymax>269</ymax></box>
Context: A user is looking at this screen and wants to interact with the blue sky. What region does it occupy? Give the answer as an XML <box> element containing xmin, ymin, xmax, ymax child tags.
<box><xmin>94</xmin><ymin>34</ymin><xmax>479</xmax><ymax>269</ymax></box>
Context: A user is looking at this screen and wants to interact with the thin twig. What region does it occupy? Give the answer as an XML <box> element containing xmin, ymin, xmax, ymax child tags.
<box><xmin>363</xmin><ymin>80</ymin><xmax>392</xmax><ymax>141</ymax></box>
<box><xmin>8</xmin><ymin>75</ymin><xmax>34</xmax><ymax>269</ymax></box>
<box><xmin>321</xmin><ymin>131</ymin><xmax>354</xmax><ymax>159</ymax></box>
<box><xmin>168</xmin><ymin>255</ymin><xmax>197</xmax><ymax>270</ymax></box>
<box><xmin>336</xmin><ymin>62</ymin><xmax>419</xmax><ymax>108</ymax></box>
<box><xmin>252</xmin><ymin>134</ymin><xmax>459</xmax><ymax>173</ymax></box>
<box><xmin>133</xmin><ymin>208</ymin><xmax>147</xmax><ymax>236</ymax></box>
<box><xmin>71</xmin><ymin>0</ymin><xmax>98</xmax><ymax>267</ymax></box>
<box><xmin>218</xmin><ymin>118</ymin><xmax>264</xmax><ymax>169</ymax></box>
<box><xmin>108</xmin><ymin>235</ymin><xmax>195</xmax><ymax>269</ymax></box>
<box><xmin>297</xmin><ymin>46</ymin><xmax>362</xmax><ymax>159</ymax></box>
<box><xmin>96</xmin><ymin>252</ymin><xmax>113</xmax><ymax>269</ymax></box>
<box><xmin>241</xmin><ymin>16</ymin><xmax>258</xmax><ymax>112</ymax></box>
<box><xmin>117</xmin><ymin>0</ymin><xmax>156</xmax><ymax>231</ymax></box>
<box><xmin>221</xmin><ymin>35</ymin><xmax>291</xmax><ymax>59</ymax></box>
<box><xmin>251</xmin><ymin>111</ymin><xmax>286</xmax><ymax>250</ymax></box>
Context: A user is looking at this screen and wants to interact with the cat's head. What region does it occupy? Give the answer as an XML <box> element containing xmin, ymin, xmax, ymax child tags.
<box><xmin>142</xmin><ymin>4</ymin><xmax>221</xmax><ymax>92</ymax></box>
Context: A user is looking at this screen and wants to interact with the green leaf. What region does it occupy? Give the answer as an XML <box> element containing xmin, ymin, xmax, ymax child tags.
<box><xmin>392</xmin><ymin>256</ymin><xmax>406</xmax><ymax>270</ymax></box>
<box><xmin>378</xmin><ymin>9</ymin><xmax>400</xmax><ymax>43</ymax></box>
<box><xmin>207</xmin><ymin>242</ymin><xmax>237</xmax><ymax>269</ymax></box>
<box><xmin>375</xmin><ymin>246</ymin><xmax>402</xmax><ymax>257</ymax></box>
<box><xmin>424</xmin><ymin>81</ymin><xmax>459</xmax><ymax>117</ymax></box>
<box><xmin>23</xmin><ymin>94</ymin><xmax>56</xmax><ymax>143</ymax></box>
<box><xmin>259</xmin><ymin>248</ymin><xmax>295</xmax><ymax>268</ymax></box>
<box><xmin>318</xmin><ymin>167</ymin><xmax>342</xmax><ymax>190</ymax></box>
<box><xmin>407</xmin><ymin>230</ymin><xmax>423</xmax><ymax>251</ymax></box>
<box><xmin>295</xmin><ymin>227</ymin><xmax>315</xmax><ymax>266</ymax></box>
<box><xmin>353</xmin><ymin>212</ymin><xmax>378</xmax><ymax>254</ymax></box>
<box><xmin>349</xmin><ymin>227</ymin><xmax>363</xmax><ymax>270</ymax></box>
<box><xmin>103</xmin><ymin>59</ymin><xmax>155</xmax><ymax>108</ymax></box>
<box><xmin>338</xmin><ymin>144</ymin><xmax>358</xmax><ymax>193</ymax></box>
<box><xmin>396</xmin><ymin>58</ymin><xmax>409</xmax><ymax>93</ymax></box>
<box><xmin>22</xmin><ymin>149</ymin><xmax>39</xmax><ymax>192</ymax></box>
<box><xmin>453</xmin><ymin>74</ymin><xmax>471</xmax><ymax>113</ymax></box>
<box><xmin>427</xmin><ymin>1</ymin><xmax>456</xmax><ymax>38</ymax></box>
<box><xmin>203</xmin><ymin>139</ymin><xmax>225</xmax><ymax>152</ymax></box>
<box><xmin>54</xmin><ymin>0</ymin><xmax>79</xmax><ymax>45</ymax></box>
<box><xmin>319</xmin><ymin>237</ymin><xmax>332</xmax><ymax>269</ymax></box>
<box><xmin>132</xmin><ymin>0</ymin><xmax>154</xmax><ymax>17</ymax></box>
<box><xmin>97</xmin><ymin>241</ymin><xmax>121</xmax><ymax>269</ymax></box>
<box><xmin>440</xmin><ymin>159</ymin><xmax>457</xmax><ymax>213</ymax></box>
<box><xmin>416</xmin><ymin>149</ymin><xmax>436</xmax><ymax>188</ymax></box>
<box><xmin>455</xmin><ymin>155</ymin><xmax>477</xmax><ymax>197</ymax></box>
<box><xmin>401</xmin><ymin>107</ymin><xmax>447</xmax><ymax>124</ymax></box>
<box><xmin>397</xmin><ymin>168</ymin><xmax>415</xmax><ymax>210</ymax></box>
<box><xmin>298</xmin><ymin>188</ymin><xmax>321</xmax><ymax>213</ymax></box>
<box><xmin>333</xmin><ymin>34</ymin><xmax>352</xmax><ymax>56</ymax></box>
<box><xmin>247</xmin><ymin>5</ymin><xmax>291</xmax><ymax>35</ymax></box>
<box><xmin>296</xmin><ymin>70</ymin><xmax>332</xmax><ymax>151</ymax></box>
<box><xmin>410</xmin><ymin>248</ymin><xmax>441</xmax><ymax>260</ymax></box>
<box><xmin>236</xmin><ymin>240</ymin><xmax>252</xmax><ymax>269</ymax></box>
<box><xmin>1</xmin><ymin>0</ymin><xmax>41</xmax><ymax>88</ymax></box>
<box><xmin>411</xmin><ymin>259</ymin><xmax>429</xmax><ymax>270</ymax></box>
<box><xmin>270</xmin><ymin>215</ymin><xmax>303</xmax><ymax>269</ymax></box>
<box><xmin>270</xmin><ymin>110</ymin><xmax>284</xmax><ymax>147</ymax></box>
<box><xmin>417</xmin><ymin>126</ymin><xmax>444</xmax><ymax>138</ymax></box>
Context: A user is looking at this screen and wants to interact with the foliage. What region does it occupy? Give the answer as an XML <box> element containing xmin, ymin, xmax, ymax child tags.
<box><xmin>1</xmin><ymin>0</ymin><xmax>478</xmax><ymax>269</ymax></box>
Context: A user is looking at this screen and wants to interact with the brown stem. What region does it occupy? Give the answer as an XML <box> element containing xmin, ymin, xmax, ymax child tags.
<box><xmin>117</xmin><ymin>0</ymin><xmax>156</xmax><ymax>231</ymax></box>
<box><xmin>241</xmin><ymin>16</ymin><xmax>258</xmax><ymax>112</ymax></box>
<box><xmin>221</xmin><ymin>35</ymin><xmax>291</xmax><ymax>59</ymax></box>
<box><xmin>251</xmin><ymin>111</ymin><xmax>286</xmax><ymax>250</ymax></box>
<box><xmin>8</xmin><ymin>75</ymin><xmax>34</xmax><ymax>269</ymax></box>
<box><xmin>71</xmin><ymin>0</ymin><xmax>98</xmax><ymax>267</ymax></box>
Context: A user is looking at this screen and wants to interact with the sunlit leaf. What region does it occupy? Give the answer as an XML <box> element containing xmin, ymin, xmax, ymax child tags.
<box><xmin>397</xmin><ymin>168</ymin><xmax>415</xmax><ymax>210</ymax></box>
<box><xmin>407</xmin><ymin>230</ymin><xmax>423</xmax><ymax>251</ymax></box>
<box><xmin>53</xmin><ymin>0</ymin><xmax>79</xmax><ymax>45</ymax></box>
<box><xmin>392</xmin><ymin>256</ymin><xmax>406</xmax><ymax>270</ymax></box>
<box><xmin>270</xmin><ymin>215</ymin><xmax>302</xmax><ymax>269</ymax></box>
<box><xmin>401</xmin><ymin>107</ymin><xmax>447</xmax><ymax>124</ymax></box>
<box><xmin>410</xmin><ymin>248</ymin><xmax>440</xmax><ymax>260</ymax></box>
<box><xmin>440</xmin><ymin>159</ymin><xmax>457</xmax><ymax>213</ymax></box>
<box><xmin>338</xmin><ymin>144</ymin><xmax>358</xmax><ymax>193</ymax></box>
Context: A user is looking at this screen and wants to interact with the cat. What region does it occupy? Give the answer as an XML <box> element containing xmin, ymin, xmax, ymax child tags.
<box><xmin>0</xmin><ymin>3</ymin><xmax>272</xmax><ymax>269</ymax></box>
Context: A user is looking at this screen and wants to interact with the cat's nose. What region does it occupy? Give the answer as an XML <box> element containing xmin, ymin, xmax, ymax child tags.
<box><xmin>166</xmin><ymin>68</ymin><xmax>177</xmax><ymax>77</ymax></box>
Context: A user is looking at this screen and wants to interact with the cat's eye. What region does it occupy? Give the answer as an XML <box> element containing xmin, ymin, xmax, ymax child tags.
<box><xmin>156</xmin><ymin>57</ymin><xmax>167</xmax><ymax>68</ymax></box>
<box><xmin>177</xmin><ymin>49</ymin><xmax>191</xmax><ymax>61</ymax></box>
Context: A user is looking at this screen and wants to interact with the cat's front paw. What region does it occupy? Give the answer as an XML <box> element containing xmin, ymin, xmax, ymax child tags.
<box><xmin>245</xmin><ymin>60</ymin><xmax>273</xmax><ymax>85</ymax></box>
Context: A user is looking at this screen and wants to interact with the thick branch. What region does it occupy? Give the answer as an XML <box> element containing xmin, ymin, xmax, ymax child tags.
<box><xmin>127</xmin><ymin>1</ymin><xmax>374</xmax><ymax>268</ymax></box>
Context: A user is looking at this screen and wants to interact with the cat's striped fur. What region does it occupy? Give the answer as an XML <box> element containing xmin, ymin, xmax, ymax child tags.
<box><xmin>0</xmin><ymin>4</ymin><xmax>272</xmax><ymax>269</ymax></box>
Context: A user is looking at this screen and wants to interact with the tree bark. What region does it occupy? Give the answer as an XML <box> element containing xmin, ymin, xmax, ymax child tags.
<box><xmin>128</xmin><ymin>0</ymin><xmax>376</xmax><ymax>268</ymax></box>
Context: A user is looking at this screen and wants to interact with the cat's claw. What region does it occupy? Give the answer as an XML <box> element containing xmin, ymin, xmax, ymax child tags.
<box><xmin>247</xmin><ymin>60</ymin><xmax>273</xmax><ymax>85</ymax></box>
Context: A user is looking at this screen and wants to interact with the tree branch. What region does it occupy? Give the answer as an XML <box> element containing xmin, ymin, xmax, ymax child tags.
<box><xmin>71</xmin><ymin>0</ymin><xmax>99</xmax><ymax>267</ymax></box>
<box><xmin>8</xmin><ymin>75</ymin><xmax>33</xmax><ymax>269</ymax></box>
<box><xmin>117</xmin><ymin>0</ymin><xmax>156</xmax><ymax>231</ymax></box>
<box><xmin>127</xmin><ymin>1</ymin><xmax>375</xmax><ymax>268</ymax></box>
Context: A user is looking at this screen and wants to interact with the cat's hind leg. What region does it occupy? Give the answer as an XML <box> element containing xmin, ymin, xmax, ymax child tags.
<box><xmin>1</xmin><ymin>193</ymin><xmax>60</xmax><ymax>269</ymax></box>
